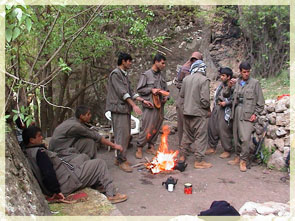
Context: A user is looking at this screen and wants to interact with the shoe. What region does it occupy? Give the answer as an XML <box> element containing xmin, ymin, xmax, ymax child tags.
<box><xmin>146</xmin><ymin>145</ymin><xmax>157</xmax><ymax>155</ymax></box>
<box><xmin>135</xmin><ymin>148</ymin><xmax>143</xmax><ymax>159</ymax></box>
<box><xmin>119</xmin><ymin>161</ymin><xmax>133</xmax><ymax>173</ymax></box>
<box><xmin>107</xmin><ymin>193</ymin><xmax>128</xmax><ymax>204</ymax></box>
<box><xmin>205</xmin><ymin>148</ymin><xmax>216</xmax><ymax>155</ymax></box>
<box><xmin>194</xmin><ymin>161</ymin><xmax>212</xmax><ymax>169</ymax></box>
<box><xmin>228</xmin><ymin>156</ymin><xmax>240</xmax><ymax>165</ymax></box>
<box><xmin>240</xmin><ymin>160</ymin><xmax>247</xmax><ymax>172</ymax></box>
<box><xmin>219</xmin><ymin>151</ymin><xmax>231</xmax><ymax>159</ymax></box>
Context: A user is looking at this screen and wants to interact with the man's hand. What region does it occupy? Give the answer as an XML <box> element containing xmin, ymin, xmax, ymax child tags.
<box><xmin>151</xmin><ymin>88</ymin><xmax>161</xmax><ymax>95</ymax></box>
<box><xmin>218</xmin><ymin>101</ymin><xmax>226</xmax><ymax>107</ymax></box>
<box><xmin>133</xmin><ymin>105</ymin><xmax>142</xmax><ymax>115</ymax></box>
<box><xmin>113</xmin><ymin>144</ymin><xmax>123</xmax><ymax>152</ymax></box>
<box><xmin>228</xmin><ymin>78</ymin><xmax>237</xmax><ymax>87</ymax></box>
<box><xmin>143</xmin><ymin>100</ymin><xmax>154</xmax><ymax>108</ymax></box>
<box><xmin>207</xmin><ymin>111</ymin><xmax>212</xmax><ymax>118</ymax></box>
<box><xmin>249</xmin><ymin>114</ymin><xmax>256</xmax><ymax>122</ymax></box>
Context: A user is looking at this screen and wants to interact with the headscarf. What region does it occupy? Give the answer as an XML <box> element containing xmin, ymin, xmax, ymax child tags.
<box><xmin>177</xmin><ymin>52</ymin><xmax>203</xmax><ymax>82</ymax></box>
<box><xmin>190</xmin><ymin>60</ymin><xmax>207</xmax><ymax>76</ymax></box>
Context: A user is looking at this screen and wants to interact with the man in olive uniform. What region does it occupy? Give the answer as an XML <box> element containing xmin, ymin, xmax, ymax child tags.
<box><xmin>175</xmin><ymin>52</ymin><xmax>203</xmax><ymax>148</ymax></box>
<box><xmin>179</xmin><ymin>60</ymin><xmax>212</xmax><ymax>169</ymax></box>
<box><xmin>106</xmin><ymin>53</ymin><xmax>153</xmax><ymax>173</ymax></box>
<box><xmin>23</xmin><ymin>126</ymin><xmax>127</xmax><ymax>204</ymax></box>
<box><xmin>228</xmin><ymin>61</ymin><xmax>265</xmax><ymax>172</ymax></box>
<box><xmin>206</xmin><ymin>67</ymin><xmax>234</xmax><ymax>159</ymax></box>
<box><xmin>49</xmin><ymin>106</ymin><xmax>123</xmax><ymax>159</ymax></box>
<box><xmin>135</xmin><ymin>53</ymin><xmax>169</xmax><ymax>159</ymax></box>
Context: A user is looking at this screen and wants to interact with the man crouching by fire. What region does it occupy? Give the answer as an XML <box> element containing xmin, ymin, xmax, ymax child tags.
<box><xmin>178</xmin><ymin>60</ymin><xmax>212</xmax><ymax>169</ymax></box>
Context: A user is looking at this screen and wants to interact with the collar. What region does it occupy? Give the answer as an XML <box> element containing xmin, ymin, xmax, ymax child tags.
<box><xmin>25</xmin><ymin>143</ymin><xmax>47</xmax><ymax>149</ymax></box>
<box><xmin>119</xmin><ymin>68</ymin><xmax>128</xmax><ymax>76</ymax></box>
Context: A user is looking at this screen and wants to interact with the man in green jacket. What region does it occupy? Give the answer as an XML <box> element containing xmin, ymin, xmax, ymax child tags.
<box><xmin>179</xmin><ymin>60</ymin><xmax>212</xmax><ymax>169</ymax></box>
<box><xmin>228</xmin><ymin>61</ymin><xmax>265</xmax><ymax>172</ymax></box>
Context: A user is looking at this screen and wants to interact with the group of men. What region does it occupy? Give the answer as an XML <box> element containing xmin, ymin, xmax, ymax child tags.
<box><xmin>21</xmin><ymin>52</ymin><xmax>169</xmax><ymax>204</ymax></box>
<box><xmin>21</xmin><ymin>51</ymin><xmax>264</xmax><ymax>205</ymax></box>
<box><xmin>176</xmin><ymin>52</ymin><xmax>265</xmax><ymax>172</ymax></box>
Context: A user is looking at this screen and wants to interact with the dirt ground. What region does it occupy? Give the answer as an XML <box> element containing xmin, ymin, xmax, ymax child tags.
<box><xmin>98</xmin><ymin>132</ymin><xmax>290</xmax><ymax>216</ymax></box>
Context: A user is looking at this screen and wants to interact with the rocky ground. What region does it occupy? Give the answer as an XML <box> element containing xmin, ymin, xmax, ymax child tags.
<box><xmin>98</xmin><ymin>131</ymin><xmax>290</xmax><ymax>216</ymax></box>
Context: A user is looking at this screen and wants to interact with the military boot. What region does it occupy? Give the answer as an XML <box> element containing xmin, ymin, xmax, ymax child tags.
<box><xmin>219</xmin><ymin>151</ymin><xmax>231</xmax><ymax>159</ymax></box>
<box><xmin>205</xmin><ymin>147</ymin><xmax>216</xmax><ymax>155</ymax></box>
<box><xmin>228</xmin><ymin>156</ymin><xmax>240</xmax><ymax>165</ymax></box>
<box><xmin>194</xmin><ymin>161</ymin><xmax>212</xmax><ymax>169</ymax></box>
<box><xmin>119</xmin><ymin>161</ymin><xmax>133</xmax><ymax>173</ymax></box>
<box><xmin>240</xmin><ymin>160</ymin><xmax>247</xmax><ymax>172</ymax></box>
<box><xmin>135</xmin><ymin>148</ymin><xmax>143</xmax><ymax>159</ymax></box>
<box><xmin>146</xmin><ymin>145</ymin><xmax>157</xmax><ymax>155</ymax></box>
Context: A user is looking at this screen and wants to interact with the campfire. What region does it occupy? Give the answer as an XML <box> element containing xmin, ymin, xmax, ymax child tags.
<box><xmin>146</xmin><ymin>125</ymin><xmax>179</xmax><ymax>174</ymax></box>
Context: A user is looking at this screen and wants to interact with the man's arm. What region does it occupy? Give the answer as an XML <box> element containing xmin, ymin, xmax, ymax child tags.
<box><xmin>100</xmin><ymin>137</ymin><xmax>123</xmax><ymax>152</ymax></box>
<box><xmin>67</xmin><ymin>124</ymin><xmax>102</xmax><ymax>142</ymax></box>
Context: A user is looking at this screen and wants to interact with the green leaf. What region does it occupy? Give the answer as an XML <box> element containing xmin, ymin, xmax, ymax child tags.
<box><xmin>14</xmin><ymin>8</ymin><xmax>23</xmax><ymax>22</ymax></box>
<box><xmin>6</xmin><ymin>5</ymin><xmax>12</xmax><ymax>10</ymax></box>
<box><xmin>5</xmin><ymin>115</ymin><xmax>11</xmax><ymax>119</ymax></box>
<box><xmin>12</xmin><ymin>27</ymin><xmax>21</xmax><ymax>41</ymax></box>
<box><xmin>19</xmin><ymin>113</ymin><xmax>25</xmax><ymax>120</ymax></box>
<box><xmin>12</xmin><ymin>109</ymin><xmax>19</xmax><ymax>113</ymax></box>
<box><xmin>25</xmin><ymin>18</ymin><xmax>32</xmax><ymax>32</ymax></box>
<box><xmin>13</xmin><ymin>114</ymin><xmax>18</xmax><ymax>122</ymax></box>
<box><xmin>6</xmin><ymin>28</ymin><xmax>12</xmax><ymax>42</ymax></box>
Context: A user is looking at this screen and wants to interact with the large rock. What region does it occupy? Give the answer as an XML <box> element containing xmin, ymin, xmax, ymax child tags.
<box><xmin>239</xmin><ymin>201</ymin><xmax>290</xmax><ymax>216</ymax></box>
<box><xmin>276</xmin><ymin>111</ymin><xmax>289</xmax><ymax>126</ymax></box>
<box><xmin>284</xmin><ymin>136</ymin><xmax>290</xmax><ymax>147</ymax></box>
<box><xmin>276</xmin><ymin>127</ymin><xmax>287</xmax><ymax>137</ymax></box>
<box><xmin>266</xmin><ymin>112</ymin><xmax>276</xmax><ymax>125</ymax></box>
<box><xmin>264</xmin><ymin>138</ymin><xmax>275</xmax><ymax>152</ymax></box>
<box><xmin>265</xmin><ymin>100</ymin><xmax>276</xmax><ymax>112</ymax></box>
<box><xmin>275</xmin><ymin>97</ymin><xmax>288</xmax><ymax>113</ymax></box>
<box><xmin>5</xmin><ymin>125</ymin><xmax>51</xmax><ymax>215</ymax></box>
<box><xmin>274</xmin><ymin>138</ymin><xmax>285</xmax><ymax>152</ymax></box>
<box><xmin>267</xmin><ymin>150</ymin><xmax>286</xmax><ymax>170</ymax></box>
<box><xmin>266</xmin><ymin>125</ymin><xmax>278</xmax><ymax>140</ymax></box>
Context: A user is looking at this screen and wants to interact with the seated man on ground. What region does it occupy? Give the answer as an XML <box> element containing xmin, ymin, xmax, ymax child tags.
<box><xmin>49</xmin><ymin>105</ymin><xmax>123</xmax><ymax>159</ymax></box>
<box><xmin>22</xmin><ymin>125</ymin><xmax>127</xmax><ymax>204</ymax></box>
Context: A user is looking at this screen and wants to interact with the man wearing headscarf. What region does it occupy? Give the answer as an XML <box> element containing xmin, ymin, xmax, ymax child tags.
<box><xmin>206</xmin><ymin>67</ymin><xmax>234</xmax><ymax>159</ymax></box>
<box><xmin>178</xmin><ymin>60</ymin><xmax>212</xmax><ymax>169</ymax></box>
<box><xmin>175</xmin><ymin>52</ymin><xmax>203</xmax><ymax>148</ymax></box>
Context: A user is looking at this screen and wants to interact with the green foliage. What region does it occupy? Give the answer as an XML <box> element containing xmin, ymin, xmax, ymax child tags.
<box><xmin>258</xmin><ymin>145</ymin><xmax>276</xmax><ymax>166</ymax></box>
<box><xmin>12</xmin><ymin>106</ymin><xmax>35</xmax><ymax>128</ymax></box>
<box><xmin>259</xmin><ymin>69</ymin><xmax>289</xmax><ymax>99</ymax></box>
<box><xmin>5</xmin><ymin>5</ymin><xmax>33</xmax><ymax>42</ymax></box>
<box><xmin>238</xmin><ymin>6</ymin><xmax>289</xmax><ymax>77</ymax></box>
<box><xmin>166</xmin><ymin>97</ymin><xmax>175</xmax><ymax>106</ymax></box>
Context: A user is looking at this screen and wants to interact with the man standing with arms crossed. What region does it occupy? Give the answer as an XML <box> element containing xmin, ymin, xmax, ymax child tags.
<box><xmin>228</xmin><ymin>61</ymin><xmax>265</xmax><ymax>172</ymax></box>
<box><xmin>106</xmin><ymin>52</ymin><xmax>153</xmax><ymax>173</ymax></box>
<box><xmin>135</xmin><ymin>53</ymin><xmax>169</xmax><ymax>159</ymax></box>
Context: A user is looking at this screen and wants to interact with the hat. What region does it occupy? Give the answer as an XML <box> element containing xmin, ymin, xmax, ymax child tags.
<box><xmin>190</xmin><ymin>60</ymin><xmax>207</xmax><ymax>75</ymax></box>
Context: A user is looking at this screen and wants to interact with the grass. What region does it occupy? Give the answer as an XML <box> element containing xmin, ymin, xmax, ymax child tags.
<box><xmin>258</xmin><ymin>69</ymin><xmax>289</xmax><ymax>100</ymax></box>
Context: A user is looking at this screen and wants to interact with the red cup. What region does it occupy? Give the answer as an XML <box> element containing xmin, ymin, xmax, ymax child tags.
<box><xmin>184</xmin><ymin>183</ymin><xmax>192</xmax><ymax>194</ymax></box>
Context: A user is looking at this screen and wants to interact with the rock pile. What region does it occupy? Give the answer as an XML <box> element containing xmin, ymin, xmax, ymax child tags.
<box><xmin>253</xmin><ymin>96</ymin><xmax>290</xmax><ymax>170</ymax></box>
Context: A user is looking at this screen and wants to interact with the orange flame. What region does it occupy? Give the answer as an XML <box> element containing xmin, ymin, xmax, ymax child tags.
<box><xmin>146</xmin><ymin>125</ymin><xmax>179</xmax><ymax>174</ymax></box>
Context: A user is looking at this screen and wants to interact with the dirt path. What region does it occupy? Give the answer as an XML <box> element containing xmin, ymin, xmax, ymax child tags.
<box><xmin>99</xmin><ymin>132</ymin><xmax>289</xmax><ymax>216</ymax></box>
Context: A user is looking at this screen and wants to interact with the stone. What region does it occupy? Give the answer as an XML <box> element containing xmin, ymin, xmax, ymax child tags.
<box><xmin>275</xmin><ymin>98</ymin><xmax>288</xmax><ymax>113</ymax></box>
<box><xmin>239</xmin><ymin>201</ymin><xmax>290</xmax><ymax>216</ymax></box>
<box><xmin>175</xmin><ymin>26</ymin><xmax>182</xmax><ymax>32</ymax></box>
<box><xmin>276</xmin><ymin>127</ymin><xmax>287</xmax><ymax>137</ymax></box>
<box><xmin>264</xmin><ymin>138</ymin><xmax>275</xmax><ymax>151</ymax></box>
<box><xmin>284</xmin><ymin>136</ymin><xmax>290</xmax><ymax>147</ymax></box>
<box><xmin>266</xmin><ymin>112</ymin><xmax>276</xmax><ymax>125</ymax></box>
<box><xmin>257</xmin><ymin>115</ymin><xmax>268</xmax><ymax>125</ymax></box>
<box><xmin>267</xmin><ymin>150</ymin><xmax>286</xmax><ymax>170</ymax></box>
<box><xmin>178</xmin><ymin>41</ymin><xmax>186</xmax><ymax>49</ymax></box>
<box><xmin>266</xmin><ymin>100</ymin><xmax>275</xmax><ymax>112</ymax></box>
<box><xmin>266</xmin><ymin>125</ymin><xmax>278</xmax><ymax>139</ymax></box>
<box><xmin>276</xmin><ymin>113</ymin><xmax>288</xmax><ymax>126</ymax></box>
<box><xmin>283</xmin><ymin>147</ymin><xmax>290</xmax><ymax>160</ymax></box>
<box><xmin>274</xmin><ymin>138</ymin><xmax>284</xmax><ymax>152</ymax></box>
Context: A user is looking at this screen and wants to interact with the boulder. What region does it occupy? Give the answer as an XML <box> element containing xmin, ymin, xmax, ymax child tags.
<box><xmin>264</xmin><ymin>138</ymin><xmax>275</xmax><ymax>152</ymax></box>
<box><xmin>265</xmin><ymin>100</ymin><xmax>275</xmax><ymax>112</ymax></box>
<box><xmin>239</xmin><ymin>201</ymin><xmax>290</xmax><ymax>216</ymax></box>
<box><xmin>274</xmin><ymin>138</ymin><xmax>285</xmax><ymax>152</ymax></box>
<box><xmin>266</xmin><ymin>125</ymin><xmax>278</xmax><ymax>140</ymax></box>
<box><xmin>267</xmin><ymin>150</ymin><xmax>286</xmax><ymax>170</ymax></box>
<box><xmin>275</xmin><ymin>98</ymin><xmax>288</xmax><ymax>113</ymax></box>
<box><xmin>276</xmin><ymin>127</ymin><xmax>287</xmax><ymax>137</ymax></box>
<box><xmin>276</xmin><ymin>112</ymin><xmax>289</xmax><ymax>127</ymax></box>
<box><xmin>266</xmin><ymin>112</ymin><xmax>276</xmax><ymax>125</ymax></box>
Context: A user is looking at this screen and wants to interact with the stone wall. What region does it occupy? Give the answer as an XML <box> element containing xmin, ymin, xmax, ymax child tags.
<box><xmin>253</xmin><ymin>96</ymin><xmax>290</xmax><ymax>170</ymax></box>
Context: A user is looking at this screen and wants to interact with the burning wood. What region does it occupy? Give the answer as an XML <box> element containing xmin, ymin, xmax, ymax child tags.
<box><xmin>145</xmin><ymin>125</ymin><xmax>179</xmax><ymax>174</ymax></box>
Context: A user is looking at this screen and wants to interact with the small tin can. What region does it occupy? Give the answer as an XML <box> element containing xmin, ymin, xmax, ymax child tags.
<box><xmin>184</xmin><ymin>183</ymin><xmax>192</xmax><ymax>194</ymax></box>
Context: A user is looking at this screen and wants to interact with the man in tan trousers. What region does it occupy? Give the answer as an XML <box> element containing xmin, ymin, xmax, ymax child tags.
<box><xmin>106</xmin><ymin>53</ymin><xmax>153</xmax><ymax>172</ymax></box>
<box><xmin>228</xmin><ymin>61</ymin><xmax>265</xmax><ymax>172</ymax></box>
<box><xmin>135</xmin><ymin>53</ymin><xmax>168</xmax><ymax>159</ymax></box>
<box><xmin>175</xmin><ymin>52</ymin><xmax>203</xmax><ymax>149</ymax></box>
<box><xmin>178</xmin><ymin>60</ymin><xmax>212</xmax><ymax>169</ymax></box>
